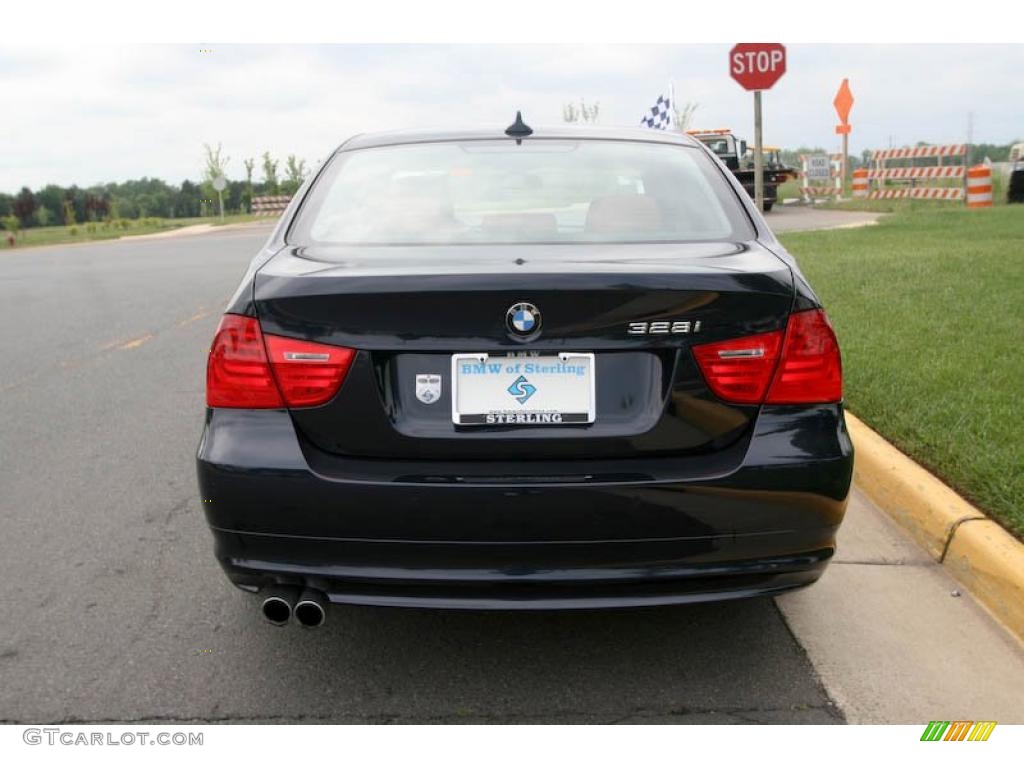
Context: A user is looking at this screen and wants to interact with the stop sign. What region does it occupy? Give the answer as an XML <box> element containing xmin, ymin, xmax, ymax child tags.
<box><xmin>729</xmin><ymin>43</ymin><xmax>786</xmax><ymax>91</ymax></box>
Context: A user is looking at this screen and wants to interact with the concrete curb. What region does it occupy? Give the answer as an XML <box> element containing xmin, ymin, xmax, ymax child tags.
<box><xmin>846</xmin><ymin>412</ymin><xmax>1024</xmax><ymax>643</ymax></box>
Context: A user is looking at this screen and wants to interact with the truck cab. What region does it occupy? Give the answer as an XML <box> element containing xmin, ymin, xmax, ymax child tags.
<box><xmin>1009</xmin><ymin>143</ymin><xmax>1024</xmax><ymax>203</ymax></box>
<box><xmin>689</xmin><ymin>129</ymin><xmax>747</xmax><ymax>171</ymax></box>
<box><xmin>688</xmin><ymin>129</ymin><xmax>795</xmax><ymax>211</ymax></box>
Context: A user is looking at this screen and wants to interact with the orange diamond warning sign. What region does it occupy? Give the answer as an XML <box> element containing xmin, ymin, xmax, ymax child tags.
<box><xmin>834</xmin><ymin>78</ymin><xmax>854</xmax><ymax>129</ymax></box>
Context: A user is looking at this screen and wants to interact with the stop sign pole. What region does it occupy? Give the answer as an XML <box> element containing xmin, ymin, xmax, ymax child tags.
<box><xmin>729</xmin><ymin>43</ymin><xmax>787</xmax><ymax>212</ymax></box>
<box><xmin>753</xmin><ymin>90</ymin><xmax>764</xmax><ymax>211</ymax></box>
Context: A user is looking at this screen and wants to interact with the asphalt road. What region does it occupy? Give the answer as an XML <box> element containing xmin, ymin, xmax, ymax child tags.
<box><xmin>766</xmin><ymin>204</ymin><xmax>882</xmax><ymax>233</ymax></box>
<box><xmin>1</xmin><ymin>211</ymin><xmax>1020</xmax><ymax>725</ymax></box>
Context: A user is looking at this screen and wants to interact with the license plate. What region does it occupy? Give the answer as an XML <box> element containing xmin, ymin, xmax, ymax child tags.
<box><xmin>451</xmin><ymin>353</ymin><xmax>595</xmax><ymax>426</ymax></box>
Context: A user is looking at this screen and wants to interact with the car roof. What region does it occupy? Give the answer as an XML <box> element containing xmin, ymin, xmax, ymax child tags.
<box><xmin>336</xmin><ymin>125</ymin><xmax>703</xmax><ymax>153</ymax></box>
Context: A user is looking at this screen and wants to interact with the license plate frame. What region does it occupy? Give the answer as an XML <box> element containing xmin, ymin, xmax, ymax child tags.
<box><xmin>450</xmin><ymin>352</ymin><xmax>596</xmax><ymax>427</ymax></box>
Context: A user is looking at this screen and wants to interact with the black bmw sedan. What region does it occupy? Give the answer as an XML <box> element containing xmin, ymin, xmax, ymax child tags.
<box><xmin>197</xmin><ymin>119</ymin><xmax>852</xmax><ymax>625</ymax></box>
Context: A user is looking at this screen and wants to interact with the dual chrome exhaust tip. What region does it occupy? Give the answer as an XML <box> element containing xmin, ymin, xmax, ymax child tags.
<box><xmin>260</xmin><ymin>587</ymin><xmax>327</xmax><ymax>628</ymax></box>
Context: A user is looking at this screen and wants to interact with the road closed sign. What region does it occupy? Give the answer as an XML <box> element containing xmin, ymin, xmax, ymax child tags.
<box><xmin>729</xmin><ymin>43</ymin><xmax>787</xmax><ymax>91</ymax></box>
<box><xmin>805</xmin><ymin>154</ymin><xmax>832</xmax><ymax>181</ymax></box>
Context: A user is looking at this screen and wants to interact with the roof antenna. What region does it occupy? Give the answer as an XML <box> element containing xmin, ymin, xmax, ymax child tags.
<box><xmin>505</xmin><ymin>110</ymin><xmax>533</xmax><ymax>144</ymax></box>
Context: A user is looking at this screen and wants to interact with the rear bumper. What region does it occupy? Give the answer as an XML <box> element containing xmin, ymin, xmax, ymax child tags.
<box><xmin>197</xmin><ymin>405</ymin><xmax>853</xmax><ymax>609</ymax></box>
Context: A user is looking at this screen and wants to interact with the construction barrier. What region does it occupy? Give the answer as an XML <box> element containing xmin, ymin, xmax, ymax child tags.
<box><xmin>966</xmin><ymin>165</ymin><xmax>993</xmax><ymax>209</ymax></box>
<box><xmin>868</xmin><ymin>188</ymin><xmax>964</xmax><ymax>200</ymax></box>
<box><xmin>852</xmin><ymin>168</ymin><xmax>869</xmax><ymax>198</ymax></box>
<box><xmin>871</xmin><ymin>144</ymin><xmax>967</xmax><ymax>160</ymax></box>
<box><xmin>251</xmin><ymin>195</ymin><xmax>292</xmax><ymax>216</ymax></box>
<box><xmin>800</xmin><ymin>153</ymin><xmax>843</xmax><ymax>200</ymax></box>
<box><xmin>867</xmin><ymin>143</ymin><xmax>967</xmax><ymax>202</ymax></box>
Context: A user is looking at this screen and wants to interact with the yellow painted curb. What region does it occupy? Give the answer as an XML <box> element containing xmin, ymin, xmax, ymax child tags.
<box><xmin>945</xmin><ymin>521</ymin><xmax>1024</xmax><ymax>641</ymax></box>
<box><xmin>846</xmin><ymin>413</ymin><xmax>982</xmax><ymax>560</ymax></box>
<box><xmin>846</xmin><ymin>412</ymin><xmax>1024</xmax><ymax>642</ymax></box>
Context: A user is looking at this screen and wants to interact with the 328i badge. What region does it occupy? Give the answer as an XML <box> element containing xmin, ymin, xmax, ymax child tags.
<box><xmin>197</xmin><ymin>117</ymin><xmax>852</xmax><ymax>625</ymax></box>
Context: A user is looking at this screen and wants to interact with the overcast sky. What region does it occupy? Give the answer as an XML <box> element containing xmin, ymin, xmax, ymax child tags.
<box><xmin>2</xmin><ymin>44</ymin><xmax>1021</xmax><ymax>193</ymax></box>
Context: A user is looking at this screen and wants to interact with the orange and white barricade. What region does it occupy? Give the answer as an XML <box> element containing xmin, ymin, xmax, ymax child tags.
<box><xmin>966</xmin><ymin>166</ymin><xmax>993</xmax><ymax>209</ymax></box>
<box><xmin>867</xmin><ymin>143</ymin><xmax>967</xmax><ymax>202</ymax></box>
<box><xmin>251</xmin><ymin>195</ymin><xmax>292</xmax><ymax>216</ymax></box>
<box><xmin>852</xmin><ymin>169</ymin><xmax>869</xmax><ymax>198</ymax></box>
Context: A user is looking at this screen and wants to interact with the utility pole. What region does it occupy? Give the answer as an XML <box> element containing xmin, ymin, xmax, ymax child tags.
<box><xmin>967</xmin><ymin>111</ymin><xmax>974</xmax><ymax>163</ymax></box>
<box><xmin>753</xmin><ymin>90</ymin><xmax>764</xmax><ymax>212</ymax></box>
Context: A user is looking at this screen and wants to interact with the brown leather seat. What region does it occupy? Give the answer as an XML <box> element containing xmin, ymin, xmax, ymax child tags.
<box><xmin>584</xmin><ymin>195</ymin><xmax>663</xmax><ymax>235</ymax></box>
<box><xmin>481</xmin><ymin>212</ymin><xmax>558</xmax><ymax>238</ymax></box>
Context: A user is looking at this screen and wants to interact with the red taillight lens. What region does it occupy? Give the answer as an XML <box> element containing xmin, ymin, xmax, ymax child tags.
<box><xmin>765</xmin><ymin>309</ymin><xmax>842</xmax><ymax>404</ymax></box>
<box><xmin>692</xmin><ymin>308</ymin><xmax>842</xmax><ymax>405</ymax></box>
<box><xmin>206</xmin><ymin>314</ymin><xmax>355</xmax><ymax>409</ymax></box>
<box><xmin>691</xmin><ymin>329</ymin><xmax>784</xmax><ymax>404</ymax></box>
<box><xmin>207</xmin><ymin>314</ymin><xmax>284</xmax><ymax>408</ymax></box>
<box><xmin>263</xmin><ymin>333</ymin><xmax>355</xmax><ymax>408</ymax></box>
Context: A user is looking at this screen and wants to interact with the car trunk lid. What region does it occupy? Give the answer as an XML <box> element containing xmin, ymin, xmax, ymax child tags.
<box><xmin>253</xmin><ymin>241</ymin><xmax>793</xmax><ymax>460</ymax></box>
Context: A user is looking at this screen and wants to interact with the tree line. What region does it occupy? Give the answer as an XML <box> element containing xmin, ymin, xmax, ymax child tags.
<box><xmin>0</xmin><ymin>148</ymin><xmax>311</xmax><ymax>231</ymax></box>
<box><xmin>3</xmin><ymin>137</ymin><xmax>1019</xmax><ymax>232</ymax></box>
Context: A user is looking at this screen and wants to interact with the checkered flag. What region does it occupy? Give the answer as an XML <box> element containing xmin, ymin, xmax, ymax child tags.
<box><xmin>640</xmin><ymin>94</ymin><xmax>672</xmax><ymax>130</ymax></box>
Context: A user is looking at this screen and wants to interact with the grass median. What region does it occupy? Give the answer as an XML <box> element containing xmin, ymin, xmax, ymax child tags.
<box><xmin>779</xmin><ymin>205</ymin><xmax>1024</xmax><ymax>537</ymax></box>
<box><xmin>0</xmin><ymin>213</ymin><xmax>266</xmax><ymax>251</ymax></box>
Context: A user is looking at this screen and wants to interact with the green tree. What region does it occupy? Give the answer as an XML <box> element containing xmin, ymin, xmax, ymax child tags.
<box><xmin>562</xmin><ymin>99</ymin><xmax>600</xmax><ymax>124</ymax></box>
<box><xmin>673</xmin><ymin>101</ymin><xmax>699</xmax><ymax>132</ymax></box>
<box><xmin>175</xmin><ymin>180</ymin><xmax>201</xmax><ymax>218</ymax></box>
<box><xmin>65</xmin><ymin>185</ymin><xmax>88</xmax><ymax>223</ymax></box>
<box><xmin>202</xmin><ymin>142</ymin><xmax>230</xmax><ymax>218</ymax></box>
<box><xmin>224</xmin><ymin>180</ymin><xmax>245</xmax><ymax>214</ymax></box>
<box><xmin>203</xmin><ymin>142</ymin><xmax>230</xmax><ymax>182</ymax></box>
<box><xmin>36</xmin><ymin>185</ymin><xmax>65</xmax><ymax>226</ymax></box>
<box><xmin>780</xmin><ymin>146</ymin><xmax>828</xmax><ymax>169</ymax></box>
<box><xmin>968</xmin><ymin>141</ymin><xmax>1023</xmax><ymax>164</ymax></box>
<box><xmin>243</xmin><ymin>157</ymin><xmax>256</xmax><ymax>212</ymax></box>
<box><xmin>282</xmin><ymin>155</ymin><xmax>308</xmax><ymax>195</ymax></box>
<box><xmin>84</xmin><ymin>191</ymin><xmax>111</xmax><ymax>221</ymax></box>
<box><xmin>12</xmin><ymin>187</ymin><xmax>36</xmax><ymax>228</ymax></box>
<box><xmin>261</xmin><ymin>152</ymin><xmax>279</xmax><ymax>195</ymax></box>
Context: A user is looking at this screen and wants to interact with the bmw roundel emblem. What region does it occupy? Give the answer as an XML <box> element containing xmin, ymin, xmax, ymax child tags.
<box><xmin>506</xmin><ymin>302</ymin><xmax>541</xmax><ymax>338</ymax></box>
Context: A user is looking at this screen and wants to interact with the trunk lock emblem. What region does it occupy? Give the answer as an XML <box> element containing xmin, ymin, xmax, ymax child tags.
<box><xmin>506</xmin><ymin>302</ymin><xmax>542</xmax><ymax>339</ymax></box>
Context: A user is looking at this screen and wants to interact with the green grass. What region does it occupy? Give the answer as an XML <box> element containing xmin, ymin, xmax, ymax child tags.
<box><xmin>820</xmin><ymin>197</ymin><xmax>966</xmax><ymax>214</ymax></box>
<box><xmin>779</xmin><ymin>205</ymin><xmax>1024</xmax><ymax>537</ymax></box>
<box><xmin>0</xmin><ymin>213</ymin><xmax>265</xmax><ymax>251</ymax></box>
<box><xmin>776</xmin><ymin>178</ymin><xmax>802</xmax><ymax>202</ymax></box>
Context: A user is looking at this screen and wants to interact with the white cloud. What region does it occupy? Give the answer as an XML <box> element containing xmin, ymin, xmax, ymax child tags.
<box><xmin>2</xmin><ymin>43</ymin><xmax>1022</xmax><ymax>192</ymax></box>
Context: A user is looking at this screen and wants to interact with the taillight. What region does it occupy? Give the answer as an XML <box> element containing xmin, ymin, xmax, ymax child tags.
<box><xmin>691</xmin><ymin>329</ymin><xmax>783</xmax><ymax>404</ymax></box>
<box><xmin>764</xmin><ymin>308</ymin><xmax>842</xmax><ymax>404</ymax></box>
<box><xmin>206</xmin><ymin>314</ymin><xmax>355</xmax><ymax>409</ymax></box>
<box><xmin>692</xmin><ymin>308</ymin><xmax>842</xmax><ymax>405</ymax></box>
<box><xmin>207</xmin><ymin>315</ymin><xmax>284</xmax><ymax>408</ymax></box>
<box><xmin>263</xmin><ymin>333</ymin><xmax>355</xmax><ymax>408</ymax></box>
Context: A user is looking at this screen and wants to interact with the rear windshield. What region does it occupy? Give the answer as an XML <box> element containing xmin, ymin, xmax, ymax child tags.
<box><xmin>289</xmin><ymin>139</ymin><xmax>753</xmax><ymax>245</ymax></box>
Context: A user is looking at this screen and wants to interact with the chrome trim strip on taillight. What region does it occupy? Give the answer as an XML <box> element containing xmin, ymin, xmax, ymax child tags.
<box><xmin>717</xmin><ymin>348</ymin><xmax>766</xmax><ymax>359</ymax></box>
<box><xmin>283</xmin><ymin>352</ymin><xmax>331</xmax><ymax>361</ymax></box>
